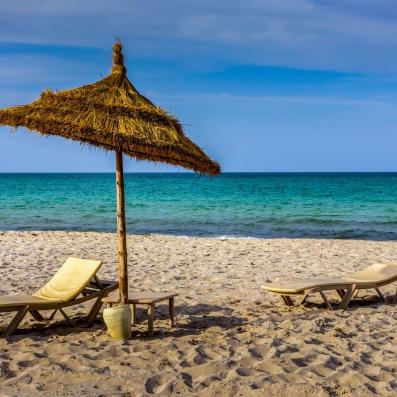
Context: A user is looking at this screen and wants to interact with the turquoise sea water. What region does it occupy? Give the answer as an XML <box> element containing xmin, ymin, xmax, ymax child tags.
<box><xmin>1</xmin><ymin>173</ymin><xmax>397</xmax><ymax>239</ymax></box>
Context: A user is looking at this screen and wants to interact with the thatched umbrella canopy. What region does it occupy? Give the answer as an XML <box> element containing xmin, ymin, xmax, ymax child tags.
<box><xmin>0</xmin><ymin>41</ymin><xmax>220</xmax><ymax>304</ymax></box>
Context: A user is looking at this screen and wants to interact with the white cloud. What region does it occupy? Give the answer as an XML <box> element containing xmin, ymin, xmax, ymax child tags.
<box><xmin>0</xmin><ymin>1</ymin><xmax>397</xmax><ymax>73</ymax></box>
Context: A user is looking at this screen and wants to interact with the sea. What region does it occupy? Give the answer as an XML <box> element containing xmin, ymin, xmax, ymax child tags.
<box><xmin>1</xmin><ymin>173</ymin><xmax>397</xmax><ymax>240</ymax></box>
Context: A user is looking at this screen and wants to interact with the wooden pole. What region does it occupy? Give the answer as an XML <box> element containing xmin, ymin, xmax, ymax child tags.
<box><xmin>116</xmin><ymin>150</ymin><xmax>128</xmax><ymax>304</ymax></box>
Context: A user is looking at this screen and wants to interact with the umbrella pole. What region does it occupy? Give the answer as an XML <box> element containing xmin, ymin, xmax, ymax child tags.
<box><xmin>116</xmin><ymin>150</ymin><xmax>128</xmax><ymax>304</ymax></box>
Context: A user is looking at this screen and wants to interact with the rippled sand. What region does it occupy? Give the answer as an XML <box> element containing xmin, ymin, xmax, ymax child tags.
<box><xmin>0</xmin><ymin>231</ymin><xmax>396</xmax><ymax>396</ymax></box>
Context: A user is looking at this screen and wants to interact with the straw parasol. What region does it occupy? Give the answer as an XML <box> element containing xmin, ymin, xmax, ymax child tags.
<box><xmin>0</xmin><ymin>41</ymin><xmax>220</xmax><ymax>304</ymax></box>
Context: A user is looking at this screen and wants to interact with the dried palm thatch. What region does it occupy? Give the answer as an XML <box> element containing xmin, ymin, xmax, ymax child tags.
<box><xmin>0</xmin><ymin>41</ymin><xmax>220</xmax><ymax>176</ymax></box>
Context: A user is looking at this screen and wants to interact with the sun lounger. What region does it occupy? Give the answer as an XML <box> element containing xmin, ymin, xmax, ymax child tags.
<box><xmin>346</xmin><ymin>263</ymin><xmax>397</xmax><ymax>304</ymax></box>
<box><xmin>262</xmin><ymin>263</ymin><xmax>397</xmax><ymax>310</ymax></box>
<box><xmin>0</xmin><ymin>257</ymin><xmax>118</xmax><ymax>336</ymax></box>
<box><xmin>262</xmin><ymin>277</ymin><xmax>355</xmax><ymax>310</ymax></box>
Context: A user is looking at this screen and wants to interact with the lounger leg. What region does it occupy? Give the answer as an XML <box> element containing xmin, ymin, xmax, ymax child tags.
<box><xmin>337</xmin><ymin>286</ymin><xmax>354</xmax><ymax>310</ymax></box>
<box><xmin>48</xmin><ymin>309</ymin><xmax>58</xmax><ymax>320</ymax></box>
<box><xmin>147</xmin><ymin>304</ymin><xmax>154</xmax><ymax>336</ymax></box>
<box><xmin>392</xmin><ymin>289</ymin><xmax>397</xmax><ymax>304</ymax></box>
<box><xmin>131</xmin><ymin>304</ymin><xmax>136</xmax><ymax>326</ymax></box>
<box><xmin>59</xmin><ymin>308</ymin><xmax>75</xmax><ymax>327</ymax></box>
<box><xmin>375</xmin><ymin>287</ymin><xmax>386</xmax><ymax>302</ymax></box>
<box><xmin>281</xmin><ymin>295</ymin><xmax>294</xmax><ymax>306</ymax></box>
<box><xmin>285</xmin><ymin>296</ymin><xmax>293</xmax><ymax>306</ymax></box>
<box><xmin>86</xmin><ymin>298</ymin><xmax>104</xmax><ymax>327</ymax></box>
<box><xmin>86</xmin><ymin>286</ymin><xmax>115</xmax><ymax>327</ymax></box>
<box><xmin>353</xmin><ymin>289</ymin><xmax>360</xmax><ymax>299</ymax></box>
<box><xmin>29</xmin><ymin>310</ymin><xmax>44</xmax><ymax>322</ymax></box>
<box><xmin>3</xmin><ymin>306</ymin><xmax>29</xmax><ymax>337</ymax></box>
<box><xmin>300</xmin><ymin>295</ymin><xmax>308</xmax><ymax>305</ymax></box>
<box><xmin>169</xmin><ymin>298</ymin><xmax>175</xmax><ymax>328</ymax></box>
<box><xmin>336</xmin><ymin>290</ymin><xmax>345</xmax><ymax>299</ymax></box>
<box><xmin>319</xmin><ymin>291</ymin><xmax>334</xmax><ymax>310</ymax></box>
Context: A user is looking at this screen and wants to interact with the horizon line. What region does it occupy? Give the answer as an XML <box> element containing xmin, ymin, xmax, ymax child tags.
<box><xmin>1</xmin><ymin>171</ymin><xmax>397</xmax><ymax>174</ymax></box>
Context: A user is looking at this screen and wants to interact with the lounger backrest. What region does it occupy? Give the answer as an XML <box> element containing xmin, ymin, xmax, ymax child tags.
<box><xmin>32</xmin><ymin>257</ymin><xmax>102</xmax><ymax>302</ymax></box>
<box><xmin>348</xmin><ymin>263</ymin><xmax>397</xmax><ymax>282</ymax></box>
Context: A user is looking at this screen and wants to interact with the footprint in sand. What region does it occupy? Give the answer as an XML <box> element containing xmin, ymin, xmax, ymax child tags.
<box><xmin>145</xmin><ymin>373</ymin><xmax>174</xmax><ymax>394</ymax></box>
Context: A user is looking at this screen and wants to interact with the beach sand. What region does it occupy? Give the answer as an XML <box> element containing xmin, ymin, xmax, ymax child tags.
<box><xmin>0</xmin><ymin>231</ymin><xmax>396</xmax><ymax>396</ymax></box>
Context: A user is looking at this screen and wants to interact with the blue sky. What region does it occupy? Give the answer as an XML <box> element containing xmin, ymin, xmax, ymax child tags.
<box><xmin>1</xmin><ymin>0</ymin><xmax>397</xmax><ymax>172</ymax></box>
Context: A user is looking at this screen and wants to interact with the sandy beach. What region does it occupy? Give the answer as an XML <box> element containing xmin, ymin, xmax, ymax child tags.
<box><xmin>0</xmin><ymin>231</ymin><xmax>396</xmax><ymax>396</ymax></box>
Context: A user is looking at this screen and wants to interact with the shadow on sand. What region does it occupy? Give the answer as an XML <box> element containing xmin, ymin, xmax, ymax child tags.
<box><xmin>0</xmin><ymin>303</ymin><xmax>247</xmax><ymax>341</ymax></box>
